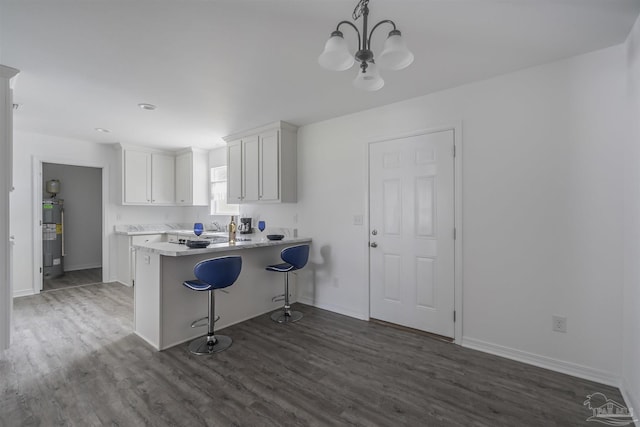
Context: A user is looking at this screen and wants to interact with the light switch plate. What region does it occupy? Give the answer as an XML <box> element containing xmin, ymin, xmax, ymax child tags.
<box><xmin>353</xmin><ymin>215</ymin><xmax>363</xmax><ymax>226</ymax></box>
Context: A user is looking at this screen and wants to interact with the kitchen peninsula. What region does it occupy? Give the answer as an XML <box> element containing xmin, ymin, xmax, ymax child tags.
<box><xmin>133</xmin><ymin>237</ymin><xmax>312</xmax><ymax>350</ymax></box>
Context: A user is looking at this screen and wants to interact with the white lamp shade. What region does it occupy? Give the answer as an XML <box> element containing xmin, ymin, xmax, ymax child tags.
<box><xmin>353</xmin><ymin>62</ymin><xmax>384</xmax><ymax>91</ymax></box>
<box><xmin>378</xmin><ymin>33</ymin><xmax>414</xmax><ymax>70</ymax></box>
<box><xmin>318</xmin><ymin>34</ymin><xmax>355</xmax><ymax>71</ymax></box>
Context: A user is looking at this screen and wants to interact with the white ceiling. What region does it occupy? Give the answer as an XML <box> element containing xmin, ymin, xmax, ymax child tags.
<box><xmin>1</xmin><ymin>0</ymin><xmax>639</xmax><ymax>150</ymax></box>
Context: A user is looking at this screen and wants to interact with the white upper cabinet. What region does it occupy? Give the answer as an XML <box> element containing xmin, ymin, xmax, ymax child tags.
<box><xmin>122</xmin><ymin>149</ymin><xmax>152</xmax><ymax>204</ymax></box>
<box><xmin>224</xmin><ymin>121</ymin><xmax>297</xmax><ymax>203</ymax></box>
<box><xmin>151</xmin><ymin>153</ymin><xmax>175</xmax><ymax>205</ymax></box>
<box><xmin>175</xmin><ymin>148</ymin><xmax>209</xmax><ymax>206</ymax></box>
<box><xmin>242</xmin><ymin>134</ymin><xmax>260</xmax><ymax>201</ymax></box>
<box><xmin>120</xmin><ymin>146</ymin><xmax>175</xmax><ymax>205</ymax></box>
<box><xmin>227</xmin><ymin>141</ymin><xmax>243</xmax><ymax>202</ymax></box>
<box><xmin>259</xmin><ymin>129</ymin><xmax>280</xmax><ymax>202</ymax></box>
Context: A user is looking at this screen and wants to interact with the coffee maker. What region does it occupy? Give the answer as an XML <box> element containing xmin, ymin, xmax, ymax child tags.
<box><xmin>239</xmin><ymin>217</ymin><xmax>252</xmax><ymax>234</ymax></box>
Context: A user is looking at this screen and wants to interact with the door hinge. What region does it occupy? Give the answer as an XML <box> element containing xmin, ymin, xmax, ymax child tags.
<box><xmin>454</xmin><ymin>311</ymin><xmax>456</xmax><ymax>322</ymax></box>
<box><xmin>39</xmin><ymin>267</ymin><xmax>42</xmax><ymax>273</ymax></box>
<box><xmin>453</xmin><ymin>227</ymin><xmax>457</xmax><ymax>240</ymax></box>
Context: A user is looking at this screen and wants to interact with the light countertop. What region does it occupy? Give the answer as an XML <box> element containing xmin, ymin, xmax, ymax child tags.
<box><xmin>133</xmin><ymin>237</ymin><xmax>311</xmax><ymax>257</ymax></box>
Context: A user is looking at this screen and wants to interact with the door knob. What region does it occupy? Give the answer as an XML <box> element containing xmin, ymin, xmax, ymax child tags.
<box><xmin>370</xmin><ymin>242</ymin><xmax>378</xmax><ymax>248</ymax></box>
<box><xmin>371</xmin><ymin>229</ymin><xmax>378</xmax><ymax>235</ymax></box>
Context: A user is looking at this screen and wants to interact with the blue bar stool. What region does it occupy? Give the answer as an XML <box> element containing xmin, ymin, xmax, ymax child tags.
<box><xmin>183</xmin><ymin>256</ymin><xmax>242</xmax><ymax>354</ymax></box>
<box><xmin>266</xmin><ymin>244</ymin><xmax>309</xmax><ymax>323</ymax></box>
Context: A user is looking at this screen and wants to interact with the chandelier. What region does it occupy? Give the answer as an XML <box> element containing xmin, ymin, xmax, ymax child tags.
<box><xmin>318</xmin><ymin>0</ymin><xmax>414</xmax><ymax>91</ymax></box>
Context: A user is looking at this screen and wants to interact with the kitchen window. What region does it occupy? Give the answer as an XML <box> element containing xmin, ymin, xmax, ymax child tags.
<box><xmin>210</xmin><ymin>166</ymin><xmax>239</xmax><ymax>215</ymax></box>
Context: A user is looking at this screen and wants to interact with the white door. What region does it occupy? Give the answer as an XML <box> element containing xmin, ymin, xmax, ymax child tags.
<box><xmin>242</xmin><ymin>135</ymin><xmax>260</xmax><ymax>202</ymax></box>
<box><xmin>369</xmin><ymin>130</ymin><xmax>455</xmax><ymax>337</ymax></box>
<box><xmin>260</xmin><ymin>129</ymin><xmax>280</xmax><ymax>201</ymax></box>
<box><xmin>227</xmin><ymin>140</ymin><xmax>243</xmax><ymax>202</ymax></box>
<box><xmin>151</xmin><ymin>153</ymin><xmax>175</xmax><ymax>205</ymax></box>
<box><xmin>123</xmin><ymin>150</ymin><xmax>151</xmax><ymax>204</ymax></box>
<box><xmin>175</xmin><ymin>151</ymin><xmax>192</xmax><ymax>205</ymax></box>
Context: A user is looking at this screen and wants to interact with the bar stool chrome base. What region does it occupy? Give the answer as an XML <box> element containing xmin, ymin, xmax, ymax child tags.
<box><xmin>188</xmin><ymin>334</ymin><xmax>232</xmax><ymax>355</ymax></box>
<box><xmin>270</xmin><ymin>309</ymin><xmax>303</xmax><ymax>324</ymax></box>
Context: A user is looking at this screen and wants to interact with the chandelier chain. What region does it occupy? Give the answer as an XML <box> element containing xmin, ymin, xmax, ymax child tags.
<box><xmin>352</xmin><ymin>0</ymin><xmax>369</xmax><ymax>21</ymax></box>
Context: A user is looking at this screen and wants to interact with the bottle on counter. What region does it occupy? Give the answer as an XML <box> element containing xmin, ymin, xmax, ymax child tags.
<box><xmin>228</xmin><ymin>215</ymin><xmax>237</xmax><ymax>244</ymax></box>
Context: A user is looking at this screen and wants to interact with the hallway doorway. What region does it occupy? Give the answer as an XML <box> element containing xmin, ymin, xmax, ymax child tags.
<box><xmin>40</xmin><ymin>163</ymin><xmax>103</xmax><ymax>292</ymax></box>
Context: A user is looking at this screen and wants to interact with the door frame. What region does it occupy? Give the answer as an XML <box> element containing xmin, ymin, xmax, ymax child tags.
<box><xmin>31</xmin><ymin>156</ymin><xmax>110</xmax><ymax>294</ymax></box>
<box><xmin>366</xmin><ymin>123</ymin><xmax>463</xmax><ymax>343</ymax></box>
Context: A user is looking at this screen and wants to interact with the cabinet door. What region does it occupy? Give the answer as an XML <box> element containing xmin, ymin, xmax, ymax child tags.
<box><xmin>260</xmin><ymin>129</ymin><xmax>280</xmax><ymax>201</ymax></box>
<box><xmin>151</xmin><ymin>153</ymin><xmax>175</xmax><ymax>204</ymax></box>
<box><xmin>175</xmin><ymin>152</ymin><xmax>192</xmax><ymax>205</ymax></box>
<box><xmin>243</xmin><ymin>135</ymin><xmax>260</xmax><ymax>201</ymax></box>
<box><xmin>130</xmin><ymin>234</ymin><xmax>163</xmax><ymax>286</ymax></box>
<box><xmin>124</xmin><ymin>150</ymin><xmax>151</xmax><ymax>204</ymax></box>
<box><xmin>227</xmin><ymin>140</ymin><xmax>243</xmax><ymax>202</ymax></box>
<box><xmin>191</xmin><ymin>150</ymin><xmax>209</xmax><ymax>206</ymax></box>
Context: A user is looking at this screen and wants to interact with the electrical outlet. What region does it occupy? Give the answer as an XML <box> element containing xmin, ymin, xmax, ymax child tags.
<box><xmin>552</xmin><ymin>315</ymin><xmax>567</xmax><ymax>333</ymax></box>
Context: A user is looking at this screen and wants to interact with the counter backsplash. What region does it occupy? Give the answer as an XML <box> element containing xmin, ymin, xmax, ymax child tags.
<box><xmin>114</xmin><ymin>223</ymin><xmax>297</xmax><ymax>237</ymax></box>
<box><xmin>114</xmin><ymin>223</ymin><xmax>193</xmax><ymax>234</ymax></box>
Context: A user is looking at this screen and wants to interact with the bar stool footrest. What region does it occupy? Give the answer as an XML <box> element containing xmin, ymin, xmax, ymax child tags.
<box><xmin>191</xmin><ymin>315</ymin><xmax>220</xmax><ymax>328</ymax></box>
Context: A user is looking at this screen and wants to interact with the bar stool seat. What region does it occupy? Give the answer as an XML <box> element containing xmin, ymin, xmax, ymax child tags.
<box><xmin>266</xmin><ymin>244</ymin><xmax>309</xmax><ymax>323</ymax></box>
<box><xmin>183</xmin><ymin>256</ymin><xmax>242</xmax><ymax>355</ymax></box>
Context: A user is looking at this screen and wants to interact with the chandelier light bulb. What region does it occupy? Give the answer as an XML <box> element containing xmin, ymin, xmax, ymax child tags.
<box><xmin>378</xmin><ymin>30</ymin><xmax>414</xmax><ymax>70</ymax></box>
<box><xmin>318</xmin><ymin>31</ymin><xmax>355</xmax><ymax>71</ymax></box>
<box><xmin>353</xmin><ymin>62</ymin><xmax>384</xmax><ymax>91</ymax></box>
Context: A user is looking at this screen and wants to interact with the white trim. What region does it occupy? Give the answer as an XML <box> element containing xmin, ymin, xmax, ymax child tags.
<box><xmin>462</xmin><ymin>336</ymin><xmax>620</xmax><ymax>387</ymax></box>
<box><xmin>13</xmin><ymin>289</ymin><xmax>35</xmax><ymax>298</ymax></box>
<box><xmin>64</xmin><ymin>263</ymin><xmax>102</xmax><ymax>272</ymax></box>
<box><xmin>31</xmin><ymin>155</ymin><xmax>110</xmax><ymax>295</ymax></box>
<box><xmin>365</xmin><ymin>123</ymin><xmax>463</xmax><ymax>342</ymax></box>
<box><xmin>453</xmin><ymin>122</ymin><xmax>463</xmax><ymax>344</ymax></box>
<box><xmin>297</xmin><ymin>296</ymin><xmax>369</xmax><ymax>321</ymax></box>
<box><xmin>1</xmin><ymin>65</ymin><xmax>19</xmax><ymax>351</ymax></box>
<box><xmin>114</xmin><ymin>280</ymin><xmax>132</xmax><ymax>288</ymax></box>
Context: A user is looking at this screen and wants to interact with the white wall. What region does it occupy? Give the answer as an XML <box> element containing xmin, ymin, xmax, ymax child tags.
<box><xmin>247</xmin><ymin>44</ymin><xmax>627</xmax><ymax>385</ymax></box>
<box><xmin>11</xmin><ymin>132</ymin><xmax>113</xmax><ymax>296</ymax></box>
<box><xmin>42</xmin><ymin>163</ymin><xmax>102</xmax><ymax>271</ymax></box>
<box><xmin>622</xmin><ymin>13</ymin><xmax>640</xmax><ymax>416</ymax></box>
<box><xmin>11</xmin><ymin>131</ymin><xmax>212</xmax><ymax>296</ymax></box>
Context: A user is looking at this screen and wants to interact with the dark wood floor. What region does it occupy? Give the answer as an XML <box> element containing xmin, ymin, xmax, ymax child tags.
<box><xmin>1</xmin><ymin>282</ymin><xmax>623</xmax><ymax>426</ymax></box>
<box><xmin>43</xmin><ymin>267</ymin><xmax>103</xmax><ymax>291</ymax></box>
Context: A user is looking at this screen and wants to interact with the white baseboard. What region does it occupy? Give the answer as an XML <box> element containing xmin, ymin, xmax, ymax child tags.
<box><xmin>297</xmin><ymin>296</ymin><xmax>368</xmax><ymax>321</ymax></box>
<box><xmin>462</xmin><ymin>336</ymin><xmax>620</xmax><ymax>387</ymax></box>
<box><xmin>113</xmin><ymin>280</ymin><xmax>132</xmax><ymax>287</ymax></box>
<box><xmin>64</xmin><ymin>263</ymin><xmax>102</xmax><ymax>272</ymax></box>
<box><xmin>13</xmin><ymin>289</ymin><xmax>35</xmax><ymax>298</ymax></box>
